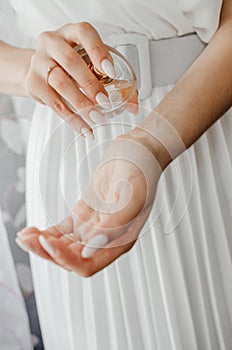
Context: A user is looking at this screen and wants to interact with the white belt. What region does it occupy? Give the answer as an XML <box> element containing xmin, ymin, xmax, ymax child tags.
<box><xmin>104</xmin><ymin>33</ymin><xmax>207</xmax><ymax>100</ymax></box>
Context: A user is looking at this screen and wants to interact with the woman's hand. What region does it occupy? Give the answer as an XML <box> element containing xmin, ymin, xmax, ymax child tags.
<box><xmin>16</xmin><ymin>134</ymin><xmax>161</xmax><ymax>276</ymax></box>
<box><xmin>24</xmin><ymin>22</ymin><xmax>138</xmax><ymax>137</ymax></box>
<box><xmin>16</xmin><ymin>0</ymin><xmax>232</xmax><ymax>275</ymax></box>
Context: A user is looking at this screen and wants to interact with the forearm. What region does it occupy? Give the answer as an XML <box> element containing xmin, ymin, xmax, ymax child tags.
<box><xmin>128</xmin><ymin>6</ymin><xmax>232</xmax><ymax>170</ymax></box>
<box><xmin>0</xmin><ymin>41</ymin><xmax>34</xmax><ymax>96</ymax></box>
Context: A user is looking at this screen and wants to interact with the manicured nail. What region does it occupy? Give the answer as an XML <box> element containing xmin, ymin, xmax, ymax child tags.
<box><xmin>15</xmin><ymin>237</ymin><xmax>33</xmax><ymax>254</ymax></box>
<box><xmin>80</xmin><ymin>127</ymin><xmax>94</xmax><ymax>140</ymax></box>
<box><xmin>20</xmin><ymin>228</ymin><xmax>28</xmax><ymax>234</ymax></box>
<box><xmin>38</xmin><ymin>235</ymin><xmax>55</xmax><ymax>257</ymax></box>
<box><xmin>101</xmin><ymin>59</ymin><xmax>116</xmax><ymax>79</ymax></box>
<box><xmin>16</xmin><ymin>231</ymin><xmax>23</xmax><ymax>238</ymax></box>
<box><xmin>81</xmin><ymin>234</ymin><xmax>109</xmax><ymax>259</ymax></box>
<box><xmin>95</xmin><ymin>92</ymin><xmax>111</xmax><ymax>109</ymax></box>
<box><xmin>89</xmin><ymin>110</ymin><xmax>104</xmax><ymax>124</ymax></box>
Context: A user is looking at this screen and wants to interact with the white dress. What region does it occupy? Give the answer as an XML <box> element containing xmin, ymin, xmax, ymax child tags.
<box><xmin>9</xmin><ymin>1</ymin><xmax>232</xmax><ymax>349</ymax></box>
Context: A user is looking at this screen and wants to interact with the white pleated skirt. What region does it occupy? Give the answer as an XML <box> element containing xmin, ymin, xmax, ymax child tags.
<box><xmin>26</xmin><ymin>81</ymin><xmax>232</xmax><ymax>350</ymax></box>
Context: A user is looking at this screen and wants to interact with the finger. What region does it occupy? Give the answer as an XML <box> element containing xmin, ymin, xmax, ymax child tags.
<box><xmin>126</xmin><ymin>90</ymin><xmax>139</xmax><ymax>114</ymax></box>
<box><xmin>36</xmin><ymin>235</ymin><xmax>85</xmax><ymax>273</ymax></box>
<box><xmin>80</xmin><ymin>207</ymin><xmax>151</xmax><ymax>275</ymax></box>
<box><xmin>81</xmin><ymin>205</ymin><xmax>150</xmax><ymax>260</ymax></box>
<box><xmin>16</xmin><ymin>234</ymin><xmax>73</xmax><ymax>272</ymax></box>
<box><xmin>78</xmin><ymin>210</ymin><xmax>136</xmax><ymax>259</ymax></box>
<box><xmin>46</xmin><ymin>38</ymin><xmax>111</xmax><ymax>109</ymax></box>
<box><xmin>25</xmin><ymin>212</ymin><xmax>122</xmax><ymax>273</ymax></box>
<box><xmin>15</xmin><ymin>224</ymin><xmax>67</xmax><ymax>260</ymax></box>
<box><xmin>40</xmin><ymin>86</ymin><xmax>93</xmax><ymax>136</ymax></box>
<box><xmin>48</xmin><ymin>65</ymin><xmax>105</xmax><ymax>124</ymax></box>
<box><xmin>18</xmin><ymin>216</ymin><xmax>74</xmax><ymax>239</ymax></box>
<box><xmin>16</xmin><ymin>217</ymin><xmax>77</xmax><ymax>266</ymax></box>
<box><xmin>15</xmin><ymin>233</ymin><xmax>56</xmax><ymax>262</ymax></box>
<box><xmin>75</xmin><ymin>180</ymin><xmax>147</xmax><ymax>257</ymax></box>
<box><xmin>30</xmin><ymin>74</ymin><xmax>94</xmax><ymax>137</ymax></box>
<box><xmin>26</xmin><ymin>206</ymin><xmax>150</xmax><ymax>276</ymax></box>
<box><xmin>60</xmin><ymin>22</ymin><xmax>115</xmax><ymax>77</ymax></box>
<box><xmin>106</xmin><ymin>206</ymin><xmax>151</xmax><ymax>248</ymax></box>
<box><xmin>73</xmin><ymin>198</ymin><xmax>106</xmax><ymax>233</ymax></box>
<box><xmin>33</xmin><ymin>233</ymin><xmax>123</xmax><ymax>277</ymax></box>
<box><xmin>16</xmin><ymin>226</ymin><xmax>129</xmax><ymax>276</ymax></box>
<box><xmin>89</xmin><ymin>241</ymin><xmax>135</xmax><ymax>275</ymax></box>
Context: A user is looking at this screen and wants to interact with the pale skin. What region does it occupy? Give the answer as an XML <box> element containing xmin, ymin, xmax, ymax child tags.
<box><xmin>0</xmin><ymin>22</ymin><xmax>138</xmax><ymax>134</ymax></box>
<box><xmin>2</xmin><ymin>0</ymin><xmax>232</xmax><ymax>276</ymax></box>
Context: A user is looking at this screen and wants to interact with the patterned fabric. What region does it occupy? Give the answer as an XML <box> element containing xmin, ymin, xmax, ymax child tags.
<box><xmin>0</xmin><ymin>94</ymin><xmax>44</xmax><ymax>350</ymax></box>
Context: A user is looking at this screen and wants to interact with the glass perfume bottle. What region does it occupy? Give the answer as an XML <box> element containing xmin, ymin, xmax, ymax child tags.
<box><xmin>67</xmin><ymin>45</ymin><xmax>137</xmax><ymax>118</ymax></box>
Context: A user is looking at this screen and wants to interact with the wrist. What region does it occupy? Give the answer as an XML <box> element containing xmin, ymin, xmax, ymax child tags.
<box><xmin>18</xmin><ymin>48</ymin><xmax>35</xmax><ymax>96</ymax></box>
<box><xmin>0</xmin><ymin>42</ymin><xmax>34</xmax><ymax>96</ymax></box>
<box><xmin>123</xmin><ymin>128</ymin><xmax>171</xmax><ymax>171</ymax></box>
<box><xmin>124</xmin><ymin>110</ymin><xmax>187</xmax><ymax>170</ymax></box>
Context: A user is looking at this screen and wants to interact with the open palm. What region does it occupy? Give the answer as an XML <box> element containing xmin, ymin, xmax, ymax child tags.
<box><xmin>17</xmin><ymin>135</ymin><xmax>161</xmax><ymax>276</ymax></box>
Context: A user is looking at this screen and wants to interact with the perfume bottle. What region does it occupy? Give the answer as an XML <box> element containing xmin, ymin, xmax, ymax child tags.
<box><xmin>67</xmin><ymin>45</ymin><xmax>137</xmax><ymax>118</ymax></box>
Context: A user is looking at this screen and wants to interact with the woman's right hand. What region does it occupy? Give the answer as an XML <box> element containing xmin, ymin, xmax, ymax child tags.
<box><xmin>25</xmin><ymin>22</ymin><xmax>118</xmax><ymax>138</ymax></box>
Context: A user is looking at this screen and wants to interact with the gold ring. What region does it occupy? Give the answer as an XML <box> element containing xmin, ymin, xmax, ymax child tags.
<box><xmin>46</xmin><ymin>64</ymin><xmax>58</xmax><ymax>84</ymax></box>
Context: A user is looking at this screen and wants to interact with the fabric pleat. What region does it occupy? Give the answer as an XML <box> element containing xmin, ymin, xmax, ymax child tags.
<box><xmin>26</xmin><ymin>81</ymin><xmax>232</xmax><ymax>349</ymax></box>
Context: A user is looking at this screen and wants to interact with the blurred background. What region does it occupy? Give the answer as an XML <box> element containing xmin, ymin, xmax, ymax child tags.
<box><xmin>0</xmin><ymin>94</ymin><xmax>44</xmax><ymax>350</ymax></box>
<box><xmin>0</xmin><ymin>1</ymin><xmax>44</xmax><ymax>349</ymax></box>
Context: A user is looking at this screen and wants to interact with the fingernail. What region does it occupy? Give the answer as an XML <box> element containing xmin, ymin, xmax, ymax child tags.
<box><xmin>101</xmin><ymin>59</ymin><xmax>116</xmax><ymax>79</ymax></box>
<box><xmin>80</xmin><ymin>127</ymin><xmax>94</xmax><ymax>140</ymax></box>
<box><xmin>95</xmin><ymin>92</ymin><xmax>111</xmax><ymax>109</ymax></box>
<box><xmin>15</xmin><ymin>237</ymin><xmax>33</xmax><ymax>254</ymax></box>
<box><xmin>38</xmin><ymin>235</ymin><xmax>55</xmax><ymax>257</ymax></box>
<box><xmin>20</xmin><ymin>228</ymin><xmax>28</xmax><ymax>234</ymax></box>
<box><xmin>89</xmin><ymin>110</ymin><xmax>104</xmax><ymax>124</ymax></box>
<box><xmin>16</xmin><ymin>231</ymin><xmax>23</xmax><ymax>238</ymax></box>
<box><xmin>81</xmin><ymin>234</ymin><xmax>109</xmax><ymax>259</ymax></box>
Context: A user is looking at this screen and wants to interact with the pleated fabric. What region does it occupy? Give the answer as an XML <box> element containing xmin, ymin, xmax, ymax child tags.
<box><xmin>26</xmin><ymin>81</ymin><xmax>232</xmax><ymax>350</ymax></box>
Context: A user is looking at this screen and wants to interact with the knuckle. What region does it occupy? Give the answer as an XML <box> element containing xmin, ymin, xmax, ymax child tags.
<box><xmin>49</xmin><ymin>68</ymin><xmax>64</xmax><ymax>89</ymax></box>
<box><xmin>74</xmin><ymin>98</ymin><xmax>90</xmax><ymax>113</ymax></box>
<box><xmin>67</xmin><ymin>114</ymin><xmax>78</xmax><ymax>126</ymax></box>
<box><xmin>77</xmin><ymin>21</ymin><xmax>93</xmax><ymax>33</ymax></box>
<box><xmin>89</xmin><ymin>43</ymin><xmax>104</xmax><ymax>56</ymax></box>
<box><xmin>38</xmin><ymin>30</ymin><xmax>53</xmax><ymax>43</ymax></box>
<box><xmin>59</xmin><ymin>23</ymin><xmax>71</xmax><ymax>32</ymax></box>
<box><xmin>62</xmin><ymin>50</ymin><xmax>76</xmax><ymax>66</ymax></box>
<box><xmin>52</xmin><ymin>99</ymin><xmax>66</xmax><ymax>113</ymax></box>
<box><xmin>83</xmin><ymin>76</ymin><xmax>99</xmax><ymax>92</ymax></box>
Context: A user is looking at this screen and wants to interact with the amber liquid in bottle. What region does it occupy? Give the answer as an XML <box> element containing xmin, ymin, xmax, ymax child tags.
<box><xmin>75</xmin><ymin>45</ymin><xmax>137</xmax><ymax>116</ymax></box>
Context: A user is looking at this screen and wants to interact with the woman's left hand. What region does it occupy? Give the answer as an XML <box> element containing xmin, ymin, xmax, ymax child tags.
<box><xmin>17</xmin><ymin>133</ymin><xmax>161</xmax><ymax>276</ymax></box>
